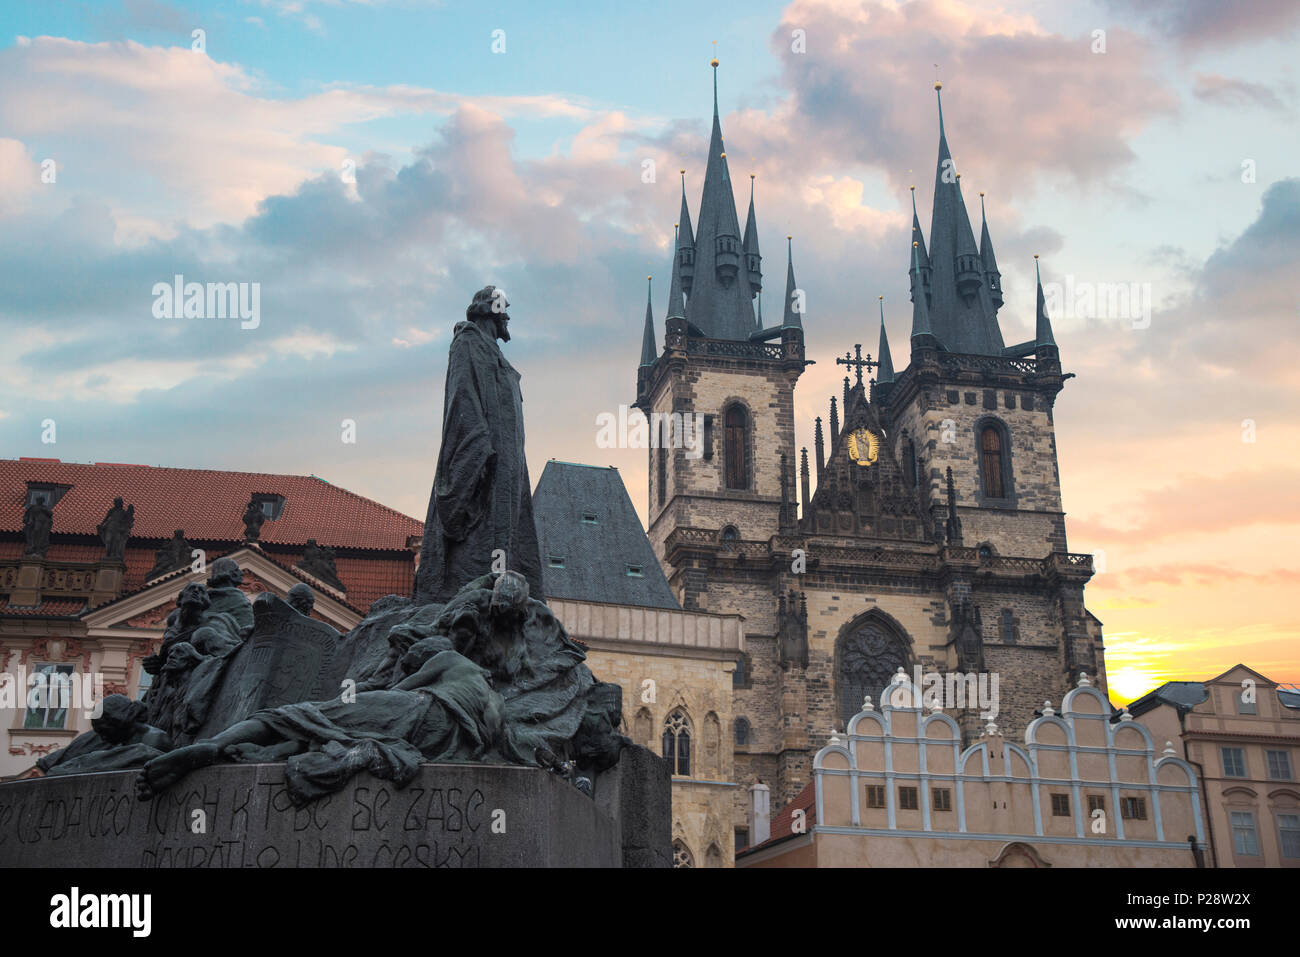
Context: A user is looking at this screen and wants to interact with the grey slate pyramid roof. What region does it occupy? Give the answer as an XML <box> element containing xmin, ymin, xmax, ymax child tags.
<box><xmin>918</xmin><ymin>85</ymin><xmax>1006</xmax><ymax>356</ymax></box>
<box><xmin>532</xmin><ymin>461</ymin><xmax>680</xmax><ymax>610</ymax></box>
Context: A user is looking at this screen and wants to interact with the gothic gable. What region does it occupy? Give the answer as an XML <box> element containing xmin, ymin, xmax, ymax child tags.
<box><xmin>804</xmin><ymin>384</ymin><xmax>931</xmax><ymax>542</ymax></box>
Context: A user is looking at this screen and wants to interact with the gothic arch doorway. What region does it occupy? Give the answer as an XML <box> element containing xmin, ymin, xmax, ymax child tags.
<box><xmin>834</xmin><ymin>612</ymin><xmax>912</xmax><ymax>728</ymax></box>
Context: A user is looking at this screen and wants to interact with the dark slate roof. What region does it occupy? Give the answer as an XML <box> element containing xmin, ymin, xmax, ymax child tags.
<box><xmin>1123</xmin><ymin>681</ymin><xmax>1210</xmax><ymax>718</ymax></box>
<box><xmin>682</xmin><ymin>66</ymin><xmax>761</xmax><ymax>341</ymax></box>
<box><xmin>1278</xmin><ymin>689</ymin><xmax>1300</xmax><ymax>710</ymax></box>
<box><xmin>532</xmin><ymin>461</ymin><xmax>680</xmax><ymax>610</ymax></box>
<box><xmin>919</xmin><ymin>87</ymin><xmax>1005</xmax><ymax>356</ymax></box>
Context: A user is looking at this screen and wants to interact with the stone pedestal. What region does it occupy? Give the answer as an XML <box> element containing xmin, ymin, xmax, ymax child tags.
<box><xmin>0</xmin><ymin>762</ymin><xmax>622</xmax><ymax>868</ymax></box>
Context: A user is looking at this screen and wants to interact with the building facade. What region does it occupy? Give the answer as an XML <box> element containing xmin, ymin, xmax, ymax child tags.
<box><xmin>0</xmin><ymin>458</ymin><xmax>422</xmax><ymax>778</ymax></box>
<box><xmin>532</xmin><ymin>460</ymin><xmax>745</xmax><ymax>867</ymax></box>
<box><xmin>1126</xmin><ymin>664</ymin><xmax>1300</xmax><ymax>868</ymax></box>
<box><xmin>634</xmin><ymin>65</ymin><xmax>1104</xmax><ymax>853</ymax></box>
<box><xmin>737</xmin><ymin>672</ymin><xmax>1205</xmax><ymax>868</ymax></box>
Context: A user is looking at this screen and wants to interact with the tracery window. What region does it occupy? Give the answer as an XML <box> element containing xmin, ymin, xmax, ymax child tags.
<box><xmin>836</xmin><ymin>620</ymin><xmax>909</xmax><ymax>728</ymax></box>
<box><xmin>672</xmin><ymin>840</ymin><xmax>694</xmax><ymax>868</ymax></box>
<box><xmin>662</xmin><ymin>709</ymin><xmax>691</xmax><ymax>776</ymax></box>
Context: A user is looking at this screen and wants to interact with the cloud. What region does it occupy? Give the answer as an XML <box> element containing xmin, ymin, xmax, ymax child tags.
<box><xmin>1070</xmin><ymin>469</ymin><xmax>1300</xmax><ymax>545</ymax></box>
<box><xmin>742</xmin><ymin>0</ymin><xmax>1177</xmax><ymax>207</ymax></box>
<box><xmin>1102</xmin><ymin>0</ymin><xmax>1300</xmax><ymax>49</ymax></box>
<box><xmin>1193</xmin><ymin>73</ymin><xmax>1288</xmax><ymax>112</ymax></box>
<box><xmin>0</xmin><ymin>37</ymin><xmax>601</xmax><ymax>232</ymax></box>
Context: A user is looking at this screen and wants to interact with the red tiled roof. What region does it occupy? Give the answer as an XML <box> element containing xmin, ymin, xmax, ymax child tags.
<box><xmin>0</xmin><ymin>597</ymin><xmax>87</xmax><ymax>618</ymax></box>
<box><xmin>741</xmin><ymin>781</ymin><xmax>817</xmax><ymax>855</ymax></box>
<box><xmin>1</xmin><ymin>458</ymin><xmax>423</xmax><ymax>551</ymax></box>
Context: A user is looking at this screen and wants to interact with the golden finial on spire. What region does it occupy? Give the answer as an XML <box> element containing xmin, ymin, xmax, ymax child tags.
<box><xmin>711</xmin><ymin>40</ymin><xmax>718</xmax><ymax>68</ymax></box>
<box><xmin>750</xmin><ymin>172</ymin><xmax>756</xmax><ymax>179</ymax></box>
<box><xmin>913</xmin><ymin>241</ymin><xmax>919</xmax><ymax>248</ymax></box>
<box><xmin>787</xmin><ymin>234</ymin><xmax>793</xmax><ymax>240</ymax></box>
<box><xmin>1034</xmin><ymin>253</ymin><xmax>1040</xmax><ymax>260</ymax></box>
<box><xmin>879</xmin><ymin>294</ymin><xmax>884</xmax><ymax>301</ymax></box>
<box><xmin>910</xmin><ymin>185</ymin><xmax>915</xmax><ymax>191</ymax></box>
<box><xmin>979</xmin><ymin>190</ymin><xmax>985</xmax><ymax>197</ymax></box>
<box><xmin>720</xmin><ymin>152</ymin><xmax>726</xmax><ymax>158</ymax></box>
<box><xmin>955</xmin><ymin>172</ymin><xmax>961</xmax><ymax>180</ymax></box>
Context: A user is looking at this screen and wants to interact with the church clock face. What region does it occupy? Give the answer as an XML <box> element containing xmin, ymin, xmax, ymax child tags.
<box><xmin>847</xmin><ymin>427</ymin><xmax>880</xmax><ymax>467</ymax></box>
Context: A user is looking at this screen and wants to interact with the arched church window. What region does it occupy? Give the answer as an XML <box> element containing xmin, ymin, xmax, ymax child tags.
<box><xmin>724</xmin><ymin>405</ymin><xmax>749</xmax><ymax>490</ymax></box>
<box><xmin>735</xmin><ymin>717</ymin><xmax>750</xmax><ymax>746</ymax></box>
<box><xmin>836</xmin><ymin>620</ymin><xmax>910</xmax><ymax>729</ymax></box>
<box><xmin>721</xmin><ymin>524</ymin><xmax>739</xmax><ymax>543</ymax></box>
<box><xmin>662</xmin><ymin>709</ymin><xmax>691</xmax><ymax>776</ymax></box>
<box><xmin>672</xmin><ymin>840</ymin><xmax>694</xmax><ymax>868</ymax></box>
<box><xmin>979</xmin><ymin>425</ymin><xmax>1005</xmax><ymax>499</ymax></box>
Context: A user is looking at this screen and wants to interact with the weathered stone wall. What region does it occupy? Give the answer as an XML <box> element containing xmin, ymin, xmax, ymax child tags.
<box><xmin>0</xmin><ymin>763</ymin><xmax>623</xmax><ymax>868</ymax></box>
<box><xmin>889</xmin><ymin>382</ymin><xmax>1067</xmax><ymax>556</ymax></box>
<box><xmin>583</xmin><ymin>643</ymin><xmax>739</xmax><ymax>868</ymax></box>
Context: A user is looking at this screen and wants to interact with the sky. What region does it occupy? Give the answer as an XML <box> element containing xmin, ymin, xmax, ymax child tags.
<box><xmin>0</xmin><ymin>0</ymin><xmax>1297</xmax><ymax>704</ymax></box>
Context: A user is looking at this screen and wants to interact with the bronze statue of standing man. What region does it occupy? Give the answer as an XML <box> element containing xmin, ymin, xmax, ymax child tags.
<box><xmin>413</xmin><ymin>286</ymin><xmax>542</xmax><ymax>604</ymax></box>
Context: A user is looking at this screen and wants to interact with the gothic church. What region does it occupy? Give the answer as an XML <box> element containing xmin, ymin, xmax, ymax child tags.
<box><xmin>634</xmin><ymin>61</ymin><xmax>1104</xmax><ymax>818</ymax></box>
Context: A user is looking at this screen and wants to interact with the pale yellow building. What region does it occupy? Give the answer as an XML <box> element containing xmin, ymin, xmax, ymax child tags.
<box><xmin>1126</xmin><ymin>664</ymin><xmax>1300</xmax><ymax>868</ymax></box>
<box><xmin>738</xmin><ymin>672</ymin><xmax>1206</xmax><ymax>867</ymax></box>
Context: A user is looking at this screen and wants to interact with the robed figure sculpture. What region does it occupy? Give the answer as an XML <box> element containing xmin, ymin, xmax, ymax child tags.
<box><xmin>413</xmin><ymin>286</ymin><xmax>543</xmax><ymax>604</ymax></box>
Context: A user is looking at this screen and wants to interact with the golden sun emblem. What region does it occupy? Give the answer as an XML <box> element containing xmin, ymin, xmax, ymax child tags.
<box><xmin>847</xmin><ymin>427</ymin><xmax>879</xmax><ymax>467</ymax></box>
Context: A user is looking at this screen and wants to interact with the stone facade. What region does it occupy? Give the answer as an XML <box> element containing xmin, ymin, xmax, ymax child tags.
<box><xmin>635</xmin><ymin>335</ymin><xmax>1105</xmax><ymax>841</ymax></box>
<box><xmin>547</xmin><ymin>597</ymin><xmax>744</xmax><ymax>868</ymax></box>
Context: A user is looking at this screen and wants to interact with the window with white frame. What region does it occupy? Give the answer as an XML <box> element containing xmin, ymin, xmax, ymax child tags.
<box><xmin>1265</xmin><ymin>749</ymin><xmax>1292</xmax><ymax>781</ymax></box>
<box><xmin>1231</xmin><ymin>810</ymin><xmax>1260</xmax><ymax>855</ymax></box>
<box><xmin>1221</xmin><ymin>746</ymin><xmax>1247</xmax><ymax>778</ymax></box>
<box><xmin>23</xmin><ymin>663</ymin><xmax>75</xmax><ymax>730</ymax></box>
<box><xmin>1278</xmin><ymin>813</ymin><xmax>1300</xmax><ymax>859</ymax></box>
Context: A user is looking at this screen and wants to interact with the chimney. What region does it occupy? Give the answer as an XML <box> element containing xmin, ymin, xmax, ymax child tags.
<box><xmin>748</xmin><ymin>781</ymin><xmax>771</xmax><ymax>847</ymax></box>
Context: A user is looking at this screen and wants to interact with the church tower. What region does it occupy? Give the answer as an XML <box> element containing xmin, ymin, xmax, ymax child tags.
<box><xmin>633</xmin><ymin>72</ymin><xmax>1103</xmax><ymax>846</ymax></box>
<box><xmin>635</xmin><ymin>57</ymin><xmax>809</xmax><ymax>611</ymax></box>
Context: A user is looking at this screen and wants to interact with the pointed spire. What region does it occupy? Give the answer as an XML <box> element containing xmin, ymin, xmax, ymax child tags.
<box><xmin>678</xmin><ymin>170</ymin><xmax>695</xmax><ymax>250</ymax></box>
<box><xmin>910</xmin><ymin>241</ymin><xmax>935</xmax><ymax>343</ymax></box>
<box><xmin>910</xmin><ymin>187</ymin><xmax>931</xmax><ymax>266</ymax></box>
<box><xmin>666</xmin><ymin>224</ymin><xmax>686</xmax><ymax>320</ymax></box>
<box><xmin>1035</xmin><ymin>255</ymin><xmax>1056</xmax><ymax>348</ymax></box>
<box><xmin>781</xmin><ymin>235</ymin><xmax>802</xmax><ymax>329</ymax></box>
<box><xmin>640</xmin><ymin>276</ymin><xmax>657</xmax><ymax>367</ymax></box>
<box><xmin>876</xmin><ymin>296</ymin><xmax>895</xmax><ymax>383</ymax></box>
<box><xmin>979</xmin><ymin>191</ymin><xmax>1003</xmax><ymax>309</ymax></box>
<box><xmin>743</xmin><ymin>175</ymin><xmax>759</xmax><ymax>255</ymax></box>
<box><xmin>814</xmin><ymin>416</ymin><xmax>825</xmax><ymax>482</ymax></box>
<box><xmin>800</xmin><ymin>447</ymin><xmax>811</xmax><ymax>514</ymax></box>
<box><xmin>743</xmin><ymin>173</ymin><xmax>762</xmax><ymax>298</ymax></box>
<box><xmin>829</xmin><ymin>396</ymin><xmax>840</xmax><ymax>442</ymax></box>
<box><xmin>685</xmin><ymin>55</ymin><xmax>754</xmax><ymax>340</ymax></box>
<box><xmin>923</xmin><ymin>80</ymin><xmax>1004</xmax><ymax>355</ymax></box>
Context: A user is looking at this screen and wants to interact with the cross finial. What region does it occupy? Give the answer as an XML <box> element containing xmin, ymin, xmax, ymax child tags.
<box><xmin>835</xmin><ymin>344</ymin><xmax>878</xmax><ymax>388</ymax></box>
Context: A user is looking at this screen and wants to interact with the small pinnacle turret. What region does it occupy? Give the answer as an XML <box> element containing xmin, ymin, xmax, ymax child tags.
<box><xmin>782</xmin><ymin>236</ymin><xmax>801</xmax><ymax>329</ymax></box>
<box><xmin>979</xmin><ymin>192</ymin><xmax>1003</xmax><ymax>310</ymax></box>
<box><xmin>876</xmin><ymin>296</ymin><xmax>895</xmax><ymax>384</ymax></box>
<box><xmin>640</xmin><ymin>276</ymin><xmax>657</xmax><ymax>367</ymax></box>
<box><xmin>1035</xmin><ymin>255</ymin><xmax>1057</xmax><ymax>349</ymax></box>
